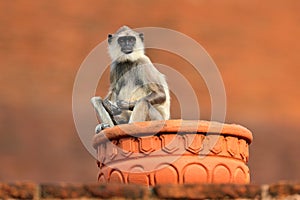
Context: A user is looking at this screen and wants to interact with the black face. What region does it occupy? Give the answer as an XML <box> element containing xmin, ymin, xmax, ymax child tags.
<box><xmin>118</xmin><ymin>36</ymin><xmax>136</xmax><ymax>54</ymax></box>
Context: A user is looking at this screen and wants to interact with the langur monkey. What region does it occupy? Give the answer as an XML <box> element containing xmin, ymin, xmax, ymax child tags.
<box><xmin>91</xmin><ymin>26</ymin><xmax>170</xmax><ymax>133</ymax></box>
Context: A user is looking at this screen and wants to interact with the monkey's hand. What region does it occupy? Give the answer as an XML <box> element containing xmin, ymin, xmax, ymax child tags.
<box><xmin>117</xmin><ymin>100</ymin><xmax>136</xmax><ymax>111</ymax></box>
<box><xmin>113</xmin><ymin>115</ymin><xmax>128</xmax><ymax>124</ymax></box>
<box><xmin>103</xmin><ymin>99</ymin><xmax>122</xmax><ymax>115</ymax></box>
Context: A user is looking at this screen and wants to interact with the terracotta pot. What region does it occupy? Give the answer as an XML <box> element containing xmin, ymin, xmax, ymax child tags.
<box><xmin>93</xmin><ymin>120</ymin><xmax>253</xmax><ymax>186</ymax></box>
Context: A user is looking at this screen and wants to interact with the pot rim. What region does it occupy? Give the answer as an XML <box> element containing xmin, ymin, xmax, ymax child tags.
<box><xmin>93</xmin><ymin>120</ymin><xmax>253</xmax><ymax>149</ymax></box>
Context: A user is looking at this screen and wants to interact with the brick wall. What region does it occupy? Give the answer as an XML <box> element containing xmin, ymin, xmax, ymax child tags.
<box><xmin>1</xmin><ymin>182</ymin><xmax>300</xmax><ymax>199</ymax></box>
<box><xmin>1</xmin><ymin>0</ymin><xmax>300</xmax><ymax>184</ymax></box>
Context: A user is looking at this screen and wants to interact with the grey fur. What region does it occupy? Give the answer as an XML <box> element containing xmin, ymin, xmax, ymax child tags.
<box><xmin>91</xmin><ymin>26</ymin><xmax>170</xmax><ymax>130</ymax></box>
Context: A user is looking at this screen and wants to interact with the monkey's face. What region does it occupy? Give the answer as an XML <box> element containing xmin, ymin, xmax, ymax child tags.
<box><xmin>108</xmin><ymin>26</ymin><xmax>145</xmax><ymax>62</ymax></box>
<box><xmin>117</xmin><ymin>36</ymin><xmax>136</xmax><ymax>54</ymax></box>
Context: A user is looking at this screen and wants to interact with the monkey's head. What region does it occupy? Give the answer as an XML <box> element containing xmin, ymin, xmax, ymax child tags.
<box><xmin>108</xmin><ymin>26</ymin><xmax>145</xmax><ymax>62</ymax></box>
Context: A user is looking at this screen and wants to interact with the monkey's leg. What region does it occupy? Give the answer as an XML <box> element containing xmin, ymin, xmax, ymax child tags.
<box><xmin>128</xmin><ymin>100</ymin><xmax>148</xmax><ymax>123</ymax></box>
<box><xmin>129</xmin><ymin>100</ymin><xmax>163</xmax><ymax>123</ymax></box>
<box><xmin>148</xmin><ymin>105</ymin><xmax>164</xmax><ymax>121</ymax></box>
<box><xmin>90</xmin><ymin>97</ymin><xmax>115</xmax><ymax>133</ymax></box>
<box><xmin>103</xmin><ymin>99</ymin><xmax>122</xmax><ymax>115</ymax></box>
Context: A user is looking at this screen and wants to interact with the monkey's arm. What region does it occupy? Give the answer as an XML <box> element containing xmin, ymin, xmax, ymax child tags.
<box><xmin>144</xmin><ymin>83</ymin><xmax>167</xmax><ymax>105</ymax></box>
<box><xmin>116</xmin><ymin>100</ymin><xmax>136</xmax><ymax>110</ymax></box>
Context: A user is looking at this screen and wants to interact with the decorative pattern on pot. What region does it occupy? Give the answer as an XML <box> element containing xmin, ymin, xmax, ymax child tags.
<box><xmin>93</xmin><ymin>120</ymin><xmax>253</xmax><ymax>185</ymax></box>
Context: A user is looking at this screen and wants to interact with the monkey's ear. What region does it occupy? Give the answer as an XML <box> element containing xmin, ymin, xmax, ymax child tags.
<box><xmin>139</xmin><ymin>33</ymin><xmax>144</xmax><ymax>42</ymax></box>
<box><xmin>108</xmin><ymin>34</ymin><xmax>113</xmax><ymax>43</ymax></box>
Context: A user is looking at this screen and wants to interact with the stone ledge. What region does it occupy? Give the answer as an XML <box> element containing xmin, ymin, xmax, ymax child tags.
<box><xmin>1</xmin><ymin>182</ymin><xmax>300</xmax><ymax>199</ymax></box>
<box><xmin>0</xmin><ymin>182</ymin><xmax>37</xmax><ymax>199</ymax></box>
<box><xmin>268</xmin><ymin>181</ymin><xmax>300</xmax><ymax>198</ymax></box>
<box><xmin>41</xmin><ymin>183</ymin><xmax>150</xmax><ymax>199</ymax></box>
<box><xmin>154</xmin><ymin>184</ymin><xmax>261</xmax><ymax>199</ymax></box>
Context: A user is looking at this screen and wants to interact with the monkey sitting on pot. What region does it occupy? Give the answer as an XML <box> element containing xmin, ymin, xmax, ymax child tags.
<box><xmin>91</xmin><ymin>26</ymin><xmax>170</xmax><ymax>133</ymax></box>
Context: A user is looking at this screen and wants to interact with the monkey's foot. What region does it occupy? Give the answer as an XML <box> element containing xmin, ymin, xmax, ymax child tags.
<box><xmin>95</xmin><ymin>123</ymin><xmax>111</xmax><ymax>134</ymax></box>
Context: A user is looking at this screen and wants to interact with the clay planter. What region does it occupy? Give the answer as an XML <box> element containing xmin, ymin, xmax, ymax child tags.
<box><xmin>93</xmin><ymin>120</ymin><xmax>253</xmax><ymax>186</ymax></box>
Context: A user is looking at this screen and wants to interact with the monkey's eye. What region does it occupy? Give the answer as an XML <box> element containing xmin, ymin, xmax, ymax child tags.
<box><xmin>118</xmin><ymin>36</ymin><xmax>135</xmax><ymax>45</ymax></box>
<box><xmin>118</xmin><ymin>38</ymin><xmax>125</xmax><ymax>44</ymax></box>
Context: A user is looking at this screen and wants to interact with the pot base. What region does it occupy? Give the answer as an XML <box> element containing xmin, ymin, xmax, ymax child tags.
<box><xmin>93</xmin><ymin>120</ymin><xmax>253</xmax><ymax>185</ymax></box>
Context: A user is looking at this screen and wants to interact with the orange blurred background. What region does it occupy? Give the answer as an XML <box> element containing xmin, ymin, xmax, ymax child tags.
<box><xmin>0</xmin><ymin>0</ymin><xmax>300</xmax><ymax>184</ymax></box>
